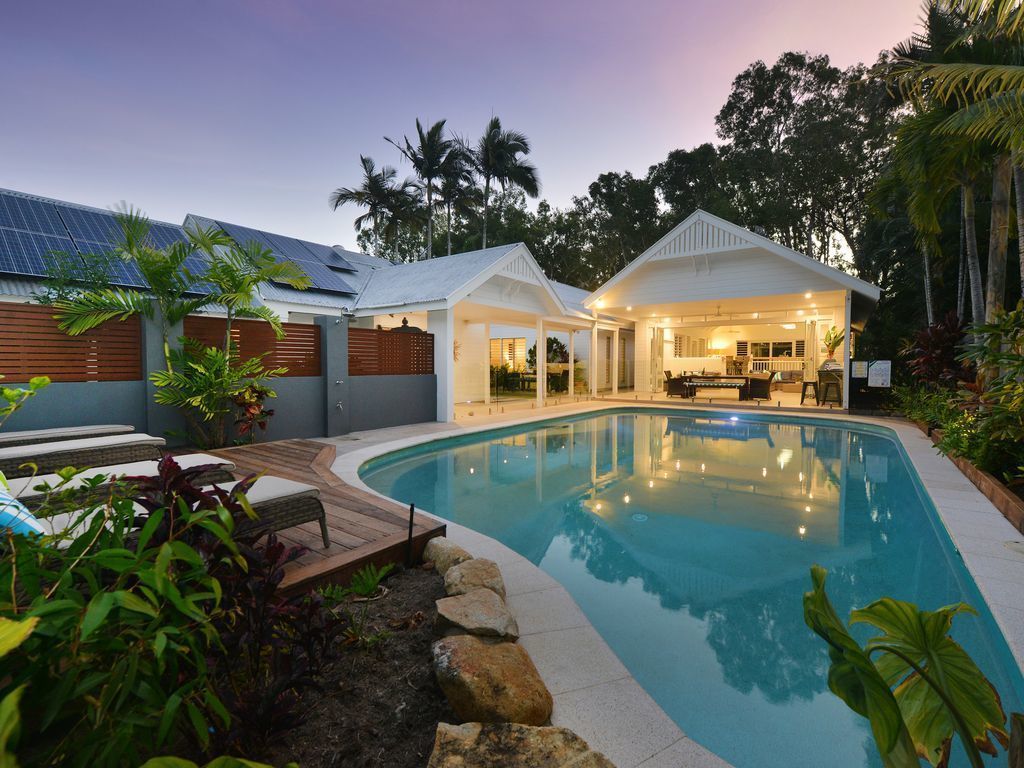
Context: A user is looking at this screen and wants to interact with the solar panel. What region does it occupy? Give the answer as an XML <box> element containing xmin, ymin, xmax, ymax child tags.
<box><xmin>0</xmin><ymin>194</ymin><xmax>67</xmax><ymax>236</ymax></box>
<box><xmin>148</xmin><ymin>222</ymin><xmax>190</xmax><ymax>249</ymax></box>
<box><xmin>284</xmin><ymin>259</ymin><xmax>356</xmax><ymax>294</ymax></box>
<box><xmin>74</xmin><ymin>240</ymin><xmax>148</xmax><ymax>288</ymax></box>
<box><xmin>0</xmin><ymin>227</ymin><xmax>81</xmax><ymax>278</ymax></box>
<box><xmin>55</xmin><ymin>204</ymin><xmax>124</xmax><ymax>244</ymax></box>
<box><xmin>298</xmin><ymin>239</ymin><xmax>356</xmax><ymax>271</ymax></box>
<box><xmin>215</xmin><ymin>220</ymin><xmax>355</xmax><ymax>294</ymax></box>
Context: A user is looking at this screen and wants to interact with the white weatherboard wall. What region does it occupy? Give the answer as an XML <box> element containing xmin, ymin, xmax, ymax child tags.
<box><xmin>599</xmin><ymin>248</ymin><xmax>842</xmax><ymax>309</ymax></box>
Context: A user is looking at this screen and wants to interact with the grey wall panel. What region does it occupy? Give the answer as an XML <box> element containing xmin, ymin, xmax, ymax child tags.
<box><xmin>259</xmin><ymin>376</ymin><xmax>326</xmax><ymax>441</ymax></box>
<box><xmin>1</xmin><ymin>380</ymin><xmax>148</xmax><ymax>433</ymax></box>
<box><xmin>348</xmin><ymin>375</ymin><xmax>437</xmax><ymax>432</ymax></box>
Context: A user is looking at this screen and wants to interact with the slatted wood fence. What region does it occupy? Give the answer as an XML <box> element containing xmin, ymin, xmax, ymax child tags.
<box><xmin>348</xmin><ymin>327</ymin><xmax>434</xmax><ymax>375</ymax></box>
<box><xmin>0</xmin><ymin>303</ymin><xmax>142</xmax><ymax>382</ymax></box>
<box><xmin>183</xmin><ymin>316</ymin><xmax>321</xmax><ymax>377</ymax></box>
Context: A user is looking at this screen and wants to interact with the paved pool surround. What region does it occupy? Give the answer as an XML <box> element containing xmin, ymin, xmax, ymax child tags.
<box><xmin>326</xmin><ymin>402</ymin><xmax>1024</xmax><ymax>768</ymax></box>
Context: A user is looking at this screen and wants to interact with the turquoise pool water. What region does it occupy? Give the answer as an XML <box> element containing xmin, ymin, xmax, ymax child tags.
<box><xmin>360</xmin><ymin>409</ymin><xmax>1024</xmax><ymax>768</ymax></box>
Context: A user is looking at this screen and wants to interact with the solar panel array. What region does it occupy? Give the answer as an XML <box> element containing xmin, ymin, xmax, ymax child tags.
<box><xmin>0</xmin><ymin>190</ymin><xmax>204</xmax><ymax>290</ymax></box>
<box><xmin>214</xmin><ymin>219</ymin><xmax>356</xmax><ymax>295</ymax></box>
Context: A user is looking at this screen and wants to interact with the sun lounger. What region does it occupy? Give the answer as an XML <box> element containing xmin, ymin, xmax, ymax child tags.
<box><xmin>0</xmin><ymin>434</ymin><xmax>165</xmax><ymax>478</ymax></box>
<box><xmin>0</xmin><ymin>424</ymin><xmax>135</xmax><ymax>449</ymax></box>
<box><xmin>211</xmin><ymin>476</ymin><xmax>330</xmax><ymax>547</ymax></box>
<box><xmin>9</xmin><ymin>453</ymin><xmax>237</xmax><ymax>508</ymax></box>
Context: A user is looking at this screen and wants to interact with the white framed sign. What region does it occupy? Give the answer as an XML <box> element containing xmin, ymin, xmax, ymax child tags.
<box><xmin>867</xmin><ymin>360</ymin><xmax>892</xmax><ymax>388</ymax></box>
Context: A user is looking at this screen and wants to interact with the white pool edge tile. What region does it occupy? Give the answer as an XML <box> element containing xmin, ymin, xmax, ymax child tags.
<box><xmin>329</xmin><ymin>402</ymin><xmax>1024</xmax><ymax>767</ymax></box>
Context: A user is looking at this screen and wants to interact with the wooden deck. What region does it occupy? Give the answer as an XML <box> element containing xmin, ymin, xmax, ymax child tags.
<box><xmin>209</xmin><ymin>439</ymin><xmax>444</xmax><ymax>593</ymax></box>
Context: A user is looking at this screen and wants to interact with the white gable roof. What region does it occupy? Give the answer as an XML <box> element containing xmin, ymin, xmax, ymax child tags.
<box><xmin>585</xmin><ymin>209</ymin><xmax>880</xmax><ymax>308</ymax></box>
<box><xmin>354</xmin><ymin>242</ymin><xmax>568</xmax><ymax>315</ymax></box>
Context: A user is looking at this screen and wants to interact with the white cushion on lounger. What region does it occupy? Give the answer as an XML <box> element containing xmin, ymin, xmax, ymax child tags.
<box><xmin>9</xmin><ymin>453</ymin><xmax>236</xmax><ymax>501</ymax></box>
<box><xmin>0</xmin><ymin>425</ymin><xmax>134</xmax><ymax>447</ymax></box>
<box><xmin>209</xmin><ymin>476</ymin><xmax>321</xmax><ymax>504</ymax></box>
<box><xmin>0</xmin><ymin>433</ymin><xmax>165</xmax><ymax>462</ymax></box>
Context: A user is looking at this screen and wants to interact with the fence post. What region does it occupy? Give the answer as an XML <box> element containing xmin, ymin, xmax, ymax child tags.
<box><xmin>316</xmin><ymin>314</ymin><xmax>350</xmax><ymax>437</ymax></box>
<box><xmin>142</xmin><ymin>302</ymin><xmax>188</xmax><ymax>444</ymax></box>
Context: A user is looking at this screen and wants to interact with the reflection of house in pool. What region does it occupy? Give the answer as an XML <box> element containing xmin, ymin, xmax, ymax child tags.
<box><xmin>663</xmin><ymin>416</ymin><xmax>776</xmax><ymax>445</ymax></box>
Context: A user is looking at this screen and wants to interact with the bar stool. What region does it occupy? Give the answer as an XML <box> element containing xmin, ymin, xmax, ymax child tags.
<box><xmin>800</xmin><ymin>379</ymin><xmax>818</xmax><ymax>405</ymax></box>
<box><xmin>821</xmin><ymin>380</ymin><xmax>842</xmax><ymax>405</ymax></box>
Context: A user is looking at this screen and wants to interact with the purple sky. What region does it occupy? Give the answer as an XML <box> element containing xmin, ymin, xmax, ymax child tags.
<box><xmin>1</xmin><ymin>0</ymin><xmax>920</xmax><ymax>250</ymax></box>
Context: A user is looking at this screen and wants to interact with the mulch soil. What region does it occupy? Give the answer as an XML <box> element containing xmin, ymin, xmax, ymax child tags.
<box><xmin>264</xmin><ymin>565</ymin><xmax>454</xmax><ymax>768</ymax></box>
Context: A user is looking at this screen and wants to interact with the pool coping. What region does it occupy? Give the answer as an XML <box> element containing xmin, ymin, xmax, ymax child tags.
<box><xmin>328</xmin><ymin>402</ymin><xmax>1024</xmax><ymax>768</ymax></box>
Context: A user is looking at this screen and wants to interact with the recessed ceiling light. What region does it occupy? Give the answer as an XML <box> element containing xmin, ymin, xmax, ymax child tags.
<box><xmin>804</xmin><ymin>292</ymin><xmax>812</xmax><ymax>299</ymax></box>
<box><xmin>797</xmin><ymin>310</ymin><xmax>805</xmax><ymax>316</ymax></box>
<box><xmin>626</xmin><ymin>305</ymin><xmax>633</xmax><ymax>311</ymax></box>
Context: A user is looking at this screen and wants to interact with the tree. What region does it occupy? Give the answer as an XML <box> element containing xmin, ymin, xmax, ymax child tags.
<box><xmin>647</xmin><ymin>143</ymin><xmax>737</xmax><ymax>222</ymax></box>
<box><xmin>470</xmin><ymin>116</ymin><xmax>540</xmax><ymax>248</ymax></box>
<box><xmin>386</xmin><ymin>119</ymin><xmax>454</xmax><ymax>259</ymax></box>
<box><xmin>436</xmin><ymin>144</ymin><xmax>479</xmax><ymax>257</ymax></box>
<box><xmin>330</xmin><ymin>155</ymin><xmax>422</xmax><ymax>262</ymax></box>
<box><xmin>52</xmin><ymin>208</ymin><xmax>212</xmax><ymax>372</ymax></box>
<box><xmin>583</xmin><ymin>171</ymin><xmax>664</xmax><ymax>274</ymax></box>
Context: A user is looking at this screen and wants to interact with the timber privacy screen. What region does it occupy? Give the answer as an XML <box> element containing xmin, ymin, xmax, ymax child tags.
<box><xmin>348</xmin><ymin>327</ymin><xmax>434</xmax><ymax>375</ymax></box>
<box><xmin>183</xmin><ymin>316</ymin><xmax>322</xmax><ymax>377</ymax></box>
<box><xmin>0</xmin><ymin>303</ymin><xmax>142</xmax><ymax>382</ymax></box>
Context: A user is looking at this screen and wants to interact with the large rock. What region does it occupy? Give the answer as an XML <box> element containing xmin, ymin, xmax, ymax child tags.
<box><xmin>425</xmin><ymin>537</ymin><xmax>473</xmax><ymax>576</ymax></box>
<box><xmin>432</xmin><ymin>635</ymin><xmax>553</xmax><ymax>725</ymax></box>
<box><xmin>436</xmin><ymin>588</ymin><xmax>519</xmax><ymax>640</ymax></box>
<box><xmin>444</xmin><ymin>558</ymin><xmax>506</xmax><ymax>601</ymax></box>
<box><xmin>427</xmin><ymin>722</ymin><xmax>616</xmax><ymax>768</ymax></box>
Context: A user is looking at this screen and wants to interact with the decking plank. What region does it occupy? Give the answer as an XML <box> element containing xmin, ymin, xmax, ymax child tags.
<box><xmin>208</xmin><ymin>439</ymin><xmax>445</xmax><ymax>593</ymax></box>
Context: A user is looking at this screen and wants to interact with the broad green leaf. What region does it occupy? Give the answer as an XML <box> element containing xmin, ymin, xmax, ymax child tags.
<box><xmin>0</xmin><ymin>685</ymin><xmax>25</xmax><ymax>767</ymax></box>
<box><xmin>804</xmin><ymin>566</ymin><xmax>919</xmax><ymax>767</ymax></box>
<box><xmin>0</xmin><ymin>617</ymin><xmax>37</xmax><ymax>658</ymax></box>
<box><xmin>853</xmin><ymin>597</ymin><xmax>1008</xmax><ymax>764</ymax></box>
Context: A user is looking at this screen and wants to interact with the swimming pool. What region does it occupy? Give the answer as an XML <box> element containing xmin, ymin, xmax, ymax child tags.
<box><xmin>359</xmin><ymin>409</ymin><xmax>1024</xmax><ymax>768</ymax></box>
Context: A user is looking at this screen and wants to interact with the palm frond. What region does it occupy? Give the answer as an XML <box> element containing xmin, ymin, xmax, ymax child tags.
<box><xmin>52</xmin><ymin>289</ymin><xmax>151</xmax><ymax>335</ymax></box>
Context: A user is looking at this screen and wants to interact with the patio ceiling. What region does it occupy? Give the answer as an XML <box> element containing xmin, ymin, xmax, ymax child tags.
<box><xmin>605</xmin><ymin>290</ymin><xmax>846</xmax><ymax>327</ymax></box>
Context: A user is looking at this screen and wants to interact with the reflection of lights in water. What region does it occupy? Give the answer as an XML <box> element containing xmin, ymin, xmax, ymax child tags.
<box><xmin>730</xmin><ymin>416</ymin><xmax>739</xmax><ymax>422</ymax></box>
<box><xmin>804</xmin><ymin>506</ymin><xmax>811</xmax><ymax>513</ymax></box>
<box><xmin>595</xmin><ymin>503</ymin><xmax>602</xmax><ymax>511</ymax></box>
<box><xmin>632</xmin><ymin>513</ymin><xmax>649</xmax><ymax>522</ymax></box>
<box><xmin>648</xmin><ymin>480</ymin><xmax>654</xmax><ymax>488</ymax></box>
<box><xmin>502</xmin><ymin>459</ymin><xmax>508</xmax><ymax>464</ymax></box>
<box><xmin>808</xmin><ymin>493</ymin><xmax>814</xmax><ymax>500</ymax></box>
<box><xmin>798</xmin><ymin>525</ymin><xmax>807</xmax><ymax>537</ymax></box>
<box><xmin>700</xmin><ymin>463</ymin><xmax>705</xmax><ymax>473</ymax></box>
<box><xmin>761</xmin><ymin>467</ymin><xmax>767</xmax><ymax>477</ymax></box>
<box><xmin>798</xmin><ymin>471</ymin><xmax>804</xmax><ymax>482</ymax></box>
<box><xmin>624</xmin><ymin>494</ymin><xmax>631</xmax><ymax>504</ymax></box>
<box><xmin>469</xmin><ymin>467</ymin><xmax>475</xmax><ymax>474</ymax></box>
<box><xmin>675</xmin><ymin>460</ymin><xmax>681</xmax><ymax>470</ymax></box>
<box><xmin>777</xmin><ymin>448</ymin><xmax>793</xmax><ymax>470</ymax></box>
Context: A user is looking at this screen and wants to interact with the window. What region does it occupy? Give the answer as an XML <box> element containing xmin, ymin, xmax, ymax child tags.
<box><xmin>736</xmin><ymin>340</ymin><xmax>749</xmax><ymax>357</ymax></box>
<box><xmin>490</xmin><ymin>337</ymin><xmax>526</xmax><ymax>370</ymax></box>
<box><xmin>750</xmin><ymin>342</ymin><xmax>771</xmax><ymax>357</ymax></box>
<box><xmin>795</xmin><ymin>340</ymin><xmax>805</xmax><ymax>357</ymax></box>
<box><xmin>771</xmin><ymin>341</ymin><xmax>793</xmax><ymax>358</ymax></box>
<box><xmin>673</xmin><ymin>335</ymin><xmax>685</xmax><ymax>357</ymax></box>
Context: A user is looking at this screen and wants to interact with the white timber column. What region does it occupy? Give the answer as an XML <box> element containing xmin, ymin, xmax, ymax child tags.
<box><xmin>567</xmin><ymin>330</ymin><xmax>575</xmax><ymax>396</ymax></box>
<box><xmin>428</xmin><ymin>308</ymin><xmax>455</xmax><ymax>422</ymax></box>
<box><xmin>842</xmin><ymin>290</ymin><xmax>852</xmax><ymax>409</ymax></box>
<box><xmin>634</xmin><ymin>318</ymin><xmax>652</xmax><ymax>393</ymax></box>
<box><xmin>536</xmin><ymin>317</ymin><xmax>545</xmax><ymax>408</ymax></box>
<box><xmin>611</xmin><ymin>328</ymin><xmax>620</xmax><ymax>395</ymax></box>
<box><xmin>590</xmin><ymin>323</ymin><xmax>598</xmax><ymax>397</ymax></box>
<box><xmin>483</xmin><ymin>321</ymin><xmax>491</xmax><ymax>405</ymax></box>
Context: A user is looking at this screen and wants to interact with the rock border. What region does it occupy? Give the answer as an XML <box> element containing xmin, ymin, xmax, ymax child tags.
<box><xmin>423</xmin><ymin>536</ymin><xmax>615</xmax><ymax>766</ymax></box>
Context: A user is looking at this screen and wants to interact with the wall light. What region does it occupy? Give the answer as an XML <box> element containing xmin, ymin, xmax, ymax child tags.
<box><xmin>596</xmin><ymin>299</ymin><xmax>605</xmax><ymax>308</ymax></box>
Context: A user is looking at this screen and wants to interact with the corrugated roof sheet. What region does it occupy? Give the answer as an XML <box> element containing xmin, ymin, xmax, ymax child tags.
<box><xmin>354</xmin><ymin>243</ymin><xmax>520</xmax><ymax>310</ymax></box>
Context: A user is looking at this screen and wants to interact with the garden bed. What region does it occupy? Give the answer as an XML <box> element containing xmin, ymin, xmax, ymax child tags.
<box><xmin>921</xmin><ymin>424</ymin><xmax>1024</xmax><ymax>536</ymax></box>
<box><xmin>264</xmin><ymin>565</ymin><xmax>454</xmax><ymax>768</ymax></box>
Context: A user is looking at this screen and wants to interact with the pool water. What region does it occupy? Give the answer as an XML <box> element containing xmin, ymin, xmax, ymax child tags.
<box><xmin>360</xmin><ymin>409</ymin><xmax>1024</xmax><ymax>768</ymax></box>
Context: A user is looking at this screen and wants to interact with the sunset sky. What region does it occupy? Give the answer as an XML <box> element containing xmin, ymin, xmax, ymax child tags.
<box><xmin>1</xmin><ymin>0</ymin><xmax>922</xmax><ymax>250</ymax></box>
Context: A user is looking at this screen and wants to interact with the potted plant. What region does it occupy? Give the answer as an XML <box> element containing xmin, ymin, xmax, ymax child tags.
<box><xmin>823</xmin><ymin>326</ymin><xmax>845</xmax><ymax>366</ymax></box>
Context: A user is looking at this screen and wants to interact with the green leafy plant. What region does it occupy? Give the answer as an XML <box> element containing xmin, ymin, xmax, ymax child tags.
<box><xmin>151</xmin><ymin>342</ymin><xmax>286</xmax><ymax>448</ymax></box>
<box><xmin>804</xmin><ymin>565</ymin><xmax>1018</xmax><ymax>768</ymax></box>
<box><xmin>232</xmin><ymin>383</ymin><xmax>276</xmax><ymax>444</ymax></box>
<box><xmin>319</xmin><ymin>563</ymin><xmax>397</xmax><ymax>651</ymax></box>
<box><xmin>346</xmin><ymin>562</ymin><xmax>395</xmax><ymax>599</ymax></box>
<box><xmin>0</xmin><ymin>376</ymin><xmax>50</xmax><ymax>433</ymax></box>
<box><xmin>823</xmin><ymin>326</ymin><xmax>845</xmax><ymax>359</ymax></box>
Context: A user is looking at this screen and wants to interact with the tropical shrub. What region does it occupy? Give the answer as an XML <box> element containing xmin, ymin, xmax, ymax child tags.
<box><xmin>232</xmin><ymin>383</ymin><xmax>277</xmax><ymax>444</ymax></box>
<box><xmin>151</xmin><ymin>342</ymin><xmax>286</xmax><ymax>449</ymax></box>
<box><xmin>0</xmin><ymin>376</ymin><xmax>50</xmax><ymax>432</ymax></box>
<box><xmin>804</xmin><ymin>566</ymin><xmax>1022</xmax><ymax>768</ymax></box>
<box><xmin>902</xmin><ymin>311</ymin><xmax>972</xmax><ymax>387</ymax></box>
<box><xmin>0</xmin><ymin>457</ymin><xmax>345</xmax><ymax>766</ymax></box>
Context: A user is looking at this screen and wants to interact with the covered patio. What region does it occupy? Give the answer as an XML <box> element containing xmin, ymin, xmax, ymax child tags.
<box><xmin>585</xmin><ymin>211</ymin><xmax>880</xmax><ymax>410</ymax></box>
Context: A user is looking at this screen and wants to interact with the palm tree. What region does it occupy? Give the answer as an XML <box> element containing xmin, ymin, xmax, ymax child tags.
<box><xmin>386</xmin><ymin>119</ymin><xmax>453</xmax><ymax>259</ymax></box>
<box><xmin>471</xmin><ymin>117</ymin><xmax>540</xmax><ymax>248</ymax></box>
<box><xmin>437</xmin><ymin>145</ymin><xmax>479</xmax><ymax>256</ymax></box>
<box><xmin>53</xmin><ymin>207</ymin><xmax>212</xmax><ymax>372</ymax></box>
<box><xmin>331</xmin><ymin>156</ymin><xmax>422</xmax><ymax>261</ymax></box>
<box><xmin>199</xmin><ymin>236</ymin><xmax>311</xmax><ymax>360</ymax></box>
